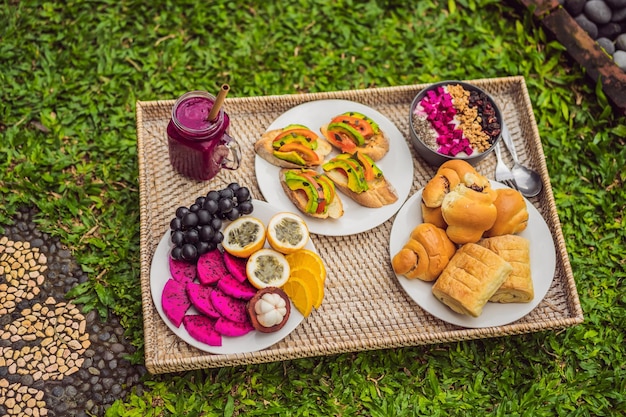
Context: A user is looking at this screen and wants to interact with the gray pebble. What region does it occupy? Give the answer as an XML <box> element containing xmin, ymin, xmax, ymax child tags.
<box><xmin>614</xmin><ymin>50</ymin><xmax>626</xmax><ymax>69</ymax></box>
<box><xmin>597</xmin><ymin>37</ymin><xmax>616</xmax><ymax>54</ymax></box>
<box><xmin>576</xmin><ymin>14</ymin><xmax>600</xmax><ymax>38</ymax></box>
<box><xmin>586</xmin><ymin>1</ymin><xmax>613</xmax><ymax>24</ymax></box>
<box><xmin>616</xmin><ymin>33</ymin><xmax>626</xmax><ymax>49</ymax></box>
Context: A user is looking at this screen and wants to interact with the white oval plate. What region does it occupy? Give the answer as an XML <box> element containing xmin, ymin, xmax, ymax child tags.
<box><xmin>255</xmin><ymin>99</ymin><xmax>413</xmax><ymax>236</ymax></box>
<box><xmin>389</xmin><ymin>181</ymin><xmax>557</xmax><ymax>328</ymax></box>
<box><xmin>150</xmin><ymin>200</ymin><xmax>311</xmax><ymax>354</ymax></box>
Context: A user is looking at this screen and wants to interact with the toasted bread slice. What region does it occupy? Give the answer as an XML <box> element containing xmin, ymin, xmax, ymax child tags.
<box><xmin>322</xmin><ymin>153</ymin><xmax>397</xmax><ymax>208</ymax></box>
<box><xmin>320</xmin><ymin>124</ymin><xmax>389</xmax><ymax>162</ymax></box>
<box><xmin>255</xmin><ymin>128</ymin><xmax>332</xmax><ymax>169</ymax></box>
<box><xmin>279</xmin><ymin>169</ymin><xmax>344</xmax><ymax>219</ymax></box>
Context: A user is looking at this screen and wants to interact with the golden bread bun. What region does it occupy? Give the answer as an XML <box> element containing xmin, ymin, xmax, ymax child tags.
<box><xmin>441</xmin><ymin>184</ymin><xmax>497</xmax><ymax>244</ymax></box>
<box><xmin>422</xmin><ymin>172</ymin><xmax>460</xmax><ymax>208</ymax></box>
<box><xmin>421</xmin><ymin>202</ymin><xmax>447</xmax><ymax>229</ymax></box>
<box><xmin>392</xmin><ymin>223</ymin><xmax>457</xmax><ymax>281</ymax></box>
<box><xmin>484</xmin><ymin>188</ymin><xmax>529</xmax><ymax>237</ymax></box>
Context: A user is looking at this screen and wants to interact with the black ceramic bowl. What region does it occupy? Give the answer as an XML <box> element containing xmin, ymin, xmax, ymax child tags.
<box><xmin>409</xmin><ymin>81</ymin><xmax>503</xmax><ymax>167</ymax></box>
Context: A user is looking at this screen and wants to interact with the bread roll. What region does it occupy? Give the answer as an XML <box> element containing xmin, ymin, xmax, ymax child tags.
<box><xmin>432</xmin><ymin>243</ymin><xmax>513</xmax><ymax>317</ymax></box>
<box><xmin>421</xmin><ymin>202</ymin><xmax>447</xmax><ymax>229</ymax></box>
<box><xmin>484</xmin><ymin>188</ymin><xmax>529</xmax><ymax>237</ymax></box>
<box><xmin>477</xmin><ymin>235</ymin><xmax>534</xmax><ymax>303</ymax></box>
<box><xmin>441</xmin><ymin>184</ymin><xmax>497</xmax><ymax>244</ymax></box>
<box><xmin>392</xmin><ymin>223</ymin><xmax>456</xmax><ymax>281</ymax></box>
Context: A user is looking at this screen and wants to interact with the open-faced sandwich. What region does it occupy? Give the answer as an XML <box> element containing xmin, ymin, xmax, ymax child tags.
<box><xmin>255</xmin><ymin>124</ymin><xmax>333</xmax><ymax>168</ymax></box>
<box><xmin>322</xmin><ymin>152</ymin><xmax>397</xmax><ymax>208</ymax></box>
<box><xmin>279</xmin><ymin>169</ymin><xmax>344</xmax><ymax>219</ymax></box>
<box><xmin>320</xmin><ymin>111</ymin><xmax>389</xmax><ymax>161</ymax></box>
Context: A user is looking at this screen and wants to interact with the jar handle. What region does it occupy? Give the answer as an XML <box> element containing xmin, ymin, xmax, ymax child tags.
<box><xmin>222</xmin><ymin>135</ymin><xmax>240</xmax><ymax>171</ymax></box>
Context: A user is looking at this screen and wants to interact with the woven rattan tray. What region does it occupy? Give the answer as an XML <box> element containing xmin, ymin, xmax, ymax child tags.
<box><xmin>137</xmin><ymin>76</ymin><xmax>583</xmax><ymax>374</ymax></box>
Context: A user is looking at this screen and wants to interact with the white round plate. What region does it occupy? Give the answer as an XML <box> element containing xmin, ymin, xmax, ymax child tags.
<box><xmin>255</xmin><ymin>99</ymin><xmax>413</xmax><ymax>236</ymax></box>
<box><xmin>389</xmin><ymin>181</ymin><xmax>557</xmax><ymax>328</ymax></box>
<box><xmin>150</xmin><ymin>200</ymin><xmax>309</xmax><ymax>354</ymax></box>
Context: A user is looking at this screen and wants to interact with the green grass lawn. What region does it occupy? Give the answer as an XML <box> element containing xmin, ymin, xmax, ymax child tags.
<box><xmin>1</xmin><ymin>0</ymin><xmax>625</xmax><ymax>415</ymax></box>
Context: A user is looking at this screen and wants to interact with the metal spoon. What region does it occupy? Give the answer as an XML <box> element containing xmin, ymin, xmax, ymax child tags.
<box><xmin>500</xmin><ymin>122</ymin><xmax>543</xmax><ymax>197</ymax></box>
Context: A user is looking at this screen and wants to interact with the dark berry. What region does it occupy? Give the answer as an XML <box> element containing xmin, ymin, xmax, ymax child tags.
<box><xmin>184</xmin><ymin>228</ymin><xmax>200</xmax><ymax>244</ymax></box>
<box><xmin>212</xmin><ymin>231</ymin><xmax>224</xmax><ymax>244</ymax></box>
<box><xmin>205</xmin><ymin>241</ymin><xmax>218</xmax><ymax>252</ymax></box>
<box><xmin>227</xmin><ymin>182</ymin><xmax>241</xmax><ymax>191</ymax></box>
<box><xmin>210</xmin><ymin>217</ymin><xmax>222</xmax><ymax>231</ymax></box>
<box><xmin>196</xmin><ymin>241</ymin><xmax>211</xmax><ymax>255</ymax></box>
<box><xmin>170</xmin><ymin>217</ymin><xmax>182</xmax><ymax>231</ymax></box>
<box><xmin>235</xmin><ymin>187</ymin><xmax>250</xmax><ymax>202</ymax></box>
<box><xmin>195</xmin><ymin>196</ymin><xmax>206</xmax><ymax>207</ymax></box>
<box><xmin>238</xmin><ymin>200</ymin><xmax>253</xmax><ymax>215</ymax></box>
<box><xmin>226</xmin><ymin>207</ymin><xmax>240</xmax><ymax>221</ymax></box>
<box><xmin>175</xmin><ymin>207</ymin><xmax>190</xmax><ymax>219</ymax></box>
<box><xmin>219</xmin><ymin>188</ymin><xmax>235</xmax><ymax>199</ymax></box>
<box><xmin>203</xmin><ymin>199</ymin><xmax>219</xmax><ymax>215</ymax></box>
<box><xmin>170</xmin><ymin>246</ymin><xmax>183</xmax><ymax>260</ymax></box>
<box><xmin>196</xmin><ymin>209</ymin><xmax>211</xmax><ymax>225</ymax></box>
<box><xmin>181</xmin><ymin>244</ymin><xmax>198</xmax><ymax>262</ymax></box>
<box><xmin>207</xmin><ymin>190</ymin><xmax>220</xmax><ymax>201</ymax></box>
<box><xmin>181</xmin><ymin>212</ymin><xmax>199</xmax><ymax>229</ymax></box>
<box><xmin>189</xmin><ymin>203</ymin><xmax>200</xmax><ymax>212</ymax></box>
<box><xmin>198</xmin><ymin>225</ymin><xmax>215</xmax><ymax>242</ymax></box>
<box><xmin>171</xmin><ymin>230</ymin><xmax>184</xmax><ymax>246</ymax></box>
<box><xmin>218</xmin><ymin>198</ymin><xmax>234</xmax><ymax>213</ymax></box>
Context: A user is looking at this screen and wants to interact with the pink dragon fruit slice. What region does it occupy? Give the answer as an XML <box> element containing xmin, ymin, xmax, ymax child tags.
<box><xmin>183</xmin><ymin>314</ymin><xmax>222</xmax><ymax>346</ymax></box>
<box><xmin>209</xmin><ymin>288</ymin><xmax>249</xmax><ymax>323</ymax></box>
<box><xmin>168</xmin><ymin>256</ymin><xmax>197</xmax><ymax>283</ymax></box>
<box><xmin>186</xmin><ymin>282</ymin><xmax>221</xmax><ymax>319</ymax></box>
<box><xmin>214</xmin><ymin>316</ymin><xmax>254</xmax><ymax>337</ymax></box>
<box><xmin>161</xmin><ymin>279</ymin><xmax>191</xmax><ymax>328</ymax></box>
<box><xmin>223</xmin><ymin>251</ymin><xmax>248</xmax><ymax>283</ymax></box>
<box><xmin>217</xmin><ymin>273</ymin><xmax>257</xmax><ymax>300</ymax></box>
<box><xmin>197</xmin><ymin>249</ymin><xmax>229</xmax><ymax>286</ymax></box>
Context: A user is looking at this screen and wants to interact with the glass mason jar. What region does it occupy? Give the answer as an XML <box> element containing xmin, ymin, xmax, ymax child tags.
<box><xmin>166</xmin><ymin>90</ymin><xmax>240</xmax><ymax>181</ymax></box>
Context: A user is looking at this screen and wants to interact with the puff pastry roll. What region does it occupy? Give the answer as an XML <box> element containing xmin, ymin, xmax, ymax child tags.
<box><xmin>432</xmin><ymin>243</ymin><xmax>512</xmax><ymax>317</ymax></box>
<box><xmin>477</xmin><ymin>235</ymin><xmax>534</xmax><ymax>303</ymax></box>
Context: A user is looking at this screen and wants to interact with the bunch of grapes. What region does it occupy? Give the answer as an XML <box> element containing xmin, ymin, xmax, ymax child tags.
<box><xmin>169</xmin><ymin>182</ymin><xmax>254</xmax><ymax>262</ymax></box>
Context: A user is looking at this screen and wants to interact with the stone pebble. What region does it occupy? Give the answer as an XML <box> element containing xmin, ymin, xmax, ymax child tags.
<box><xmin>1</xmin><ymin>206</ymin><xmax>146</xmax><ymax>417</ymax></box>
<box><xmin>565</xmin><ymin>0</ymin><xmax>626</xmax><ymax>72</ymax></box>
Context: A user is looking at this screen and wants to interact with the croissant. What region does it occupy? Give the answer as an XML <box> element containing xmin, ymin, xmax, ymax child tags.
<box><xmin>392</xmin><ymin>223</ymin><xmax>457</xmax><ymax>281</ymax></box>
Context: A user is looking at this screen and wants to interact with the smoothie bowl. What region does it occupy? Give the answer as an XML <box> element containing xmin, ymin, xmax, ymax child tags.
<box><xmin>409</xmin><ymin>81</ymin><xmax>502</xmax><ymax>167</ymax></box>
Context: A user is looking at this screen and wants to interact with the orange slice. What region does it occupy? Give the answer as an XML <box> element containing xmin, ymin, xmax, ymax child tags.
<box><xmin>246</xmin><ymin>248</ymin><xmax>290</xmax><ymax>289</ymax></box>
<box><xmin>266</xmin><ymin>212</ymin><xmax>310</xmax><ymax>254</ymax></box>
<box><xmin>285</xmin><ymin>249</ymin><xmax>327</xmax><ymax>283</ymax></box>
<box><xmin>290</xmin><ymin>267</ymin><xmax>324</xmax><ymax>309</ymax></box>
<box><xmin>222</xmin><ymin>216</ymin><xmax>266</xmax><ymax>258</ymax></box>
<box><xmin>282</xmin><ymin>277</ymin><xmax>313</xmax><ymax>317</ymax></box>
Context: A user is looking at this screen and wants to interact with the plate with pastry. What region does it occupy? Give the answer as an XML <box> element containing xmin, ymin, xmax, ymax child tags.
<box><xmin>255</xmin><ymin>99</ymin><xmax>413</xmax><ymax>236</ymax></box>
<box><xmin>389</xmin><ymin>181</ymin><xmax>556</xmax><ymax>328</ymax></box>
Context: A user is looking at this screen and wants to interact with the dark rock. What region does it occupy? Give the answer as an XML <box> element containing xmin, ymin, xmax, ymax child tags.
<box><xmin>605</xmin><ymin>0</ymin><xmax>626</xmax><ymax>8</ymax></box>
<box><xmin>615</xmin><ymin>50</ymin><xmax>626</xmax><ymax>69</ymax></box>
<box><xmin>598</xmin><ymin>22</ymin><xmax>623</xmax><ymax>37</ymax></box>
<box><xmin>576</xmin><ymin>14</ymin><xmax>600</xmax><ymax>38</ymax></box>
<box><xmin>597</xmin><ymin>37</ymin><xmax>616</xmax><ymax>54</ymax></box>
<box><xmin>612</xmin><ymin>7</ymin><xmax>626</xmax><ymax>21</ymax></box>
<box><xmin>616</xmin><ymin>33</ymin><xmax>626</xmax><ymax>49</ymax></box>
<box><xmin>566</xmin><ymin>0</ymin><xmax>587</xmax><ymax>15</ymax></box>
